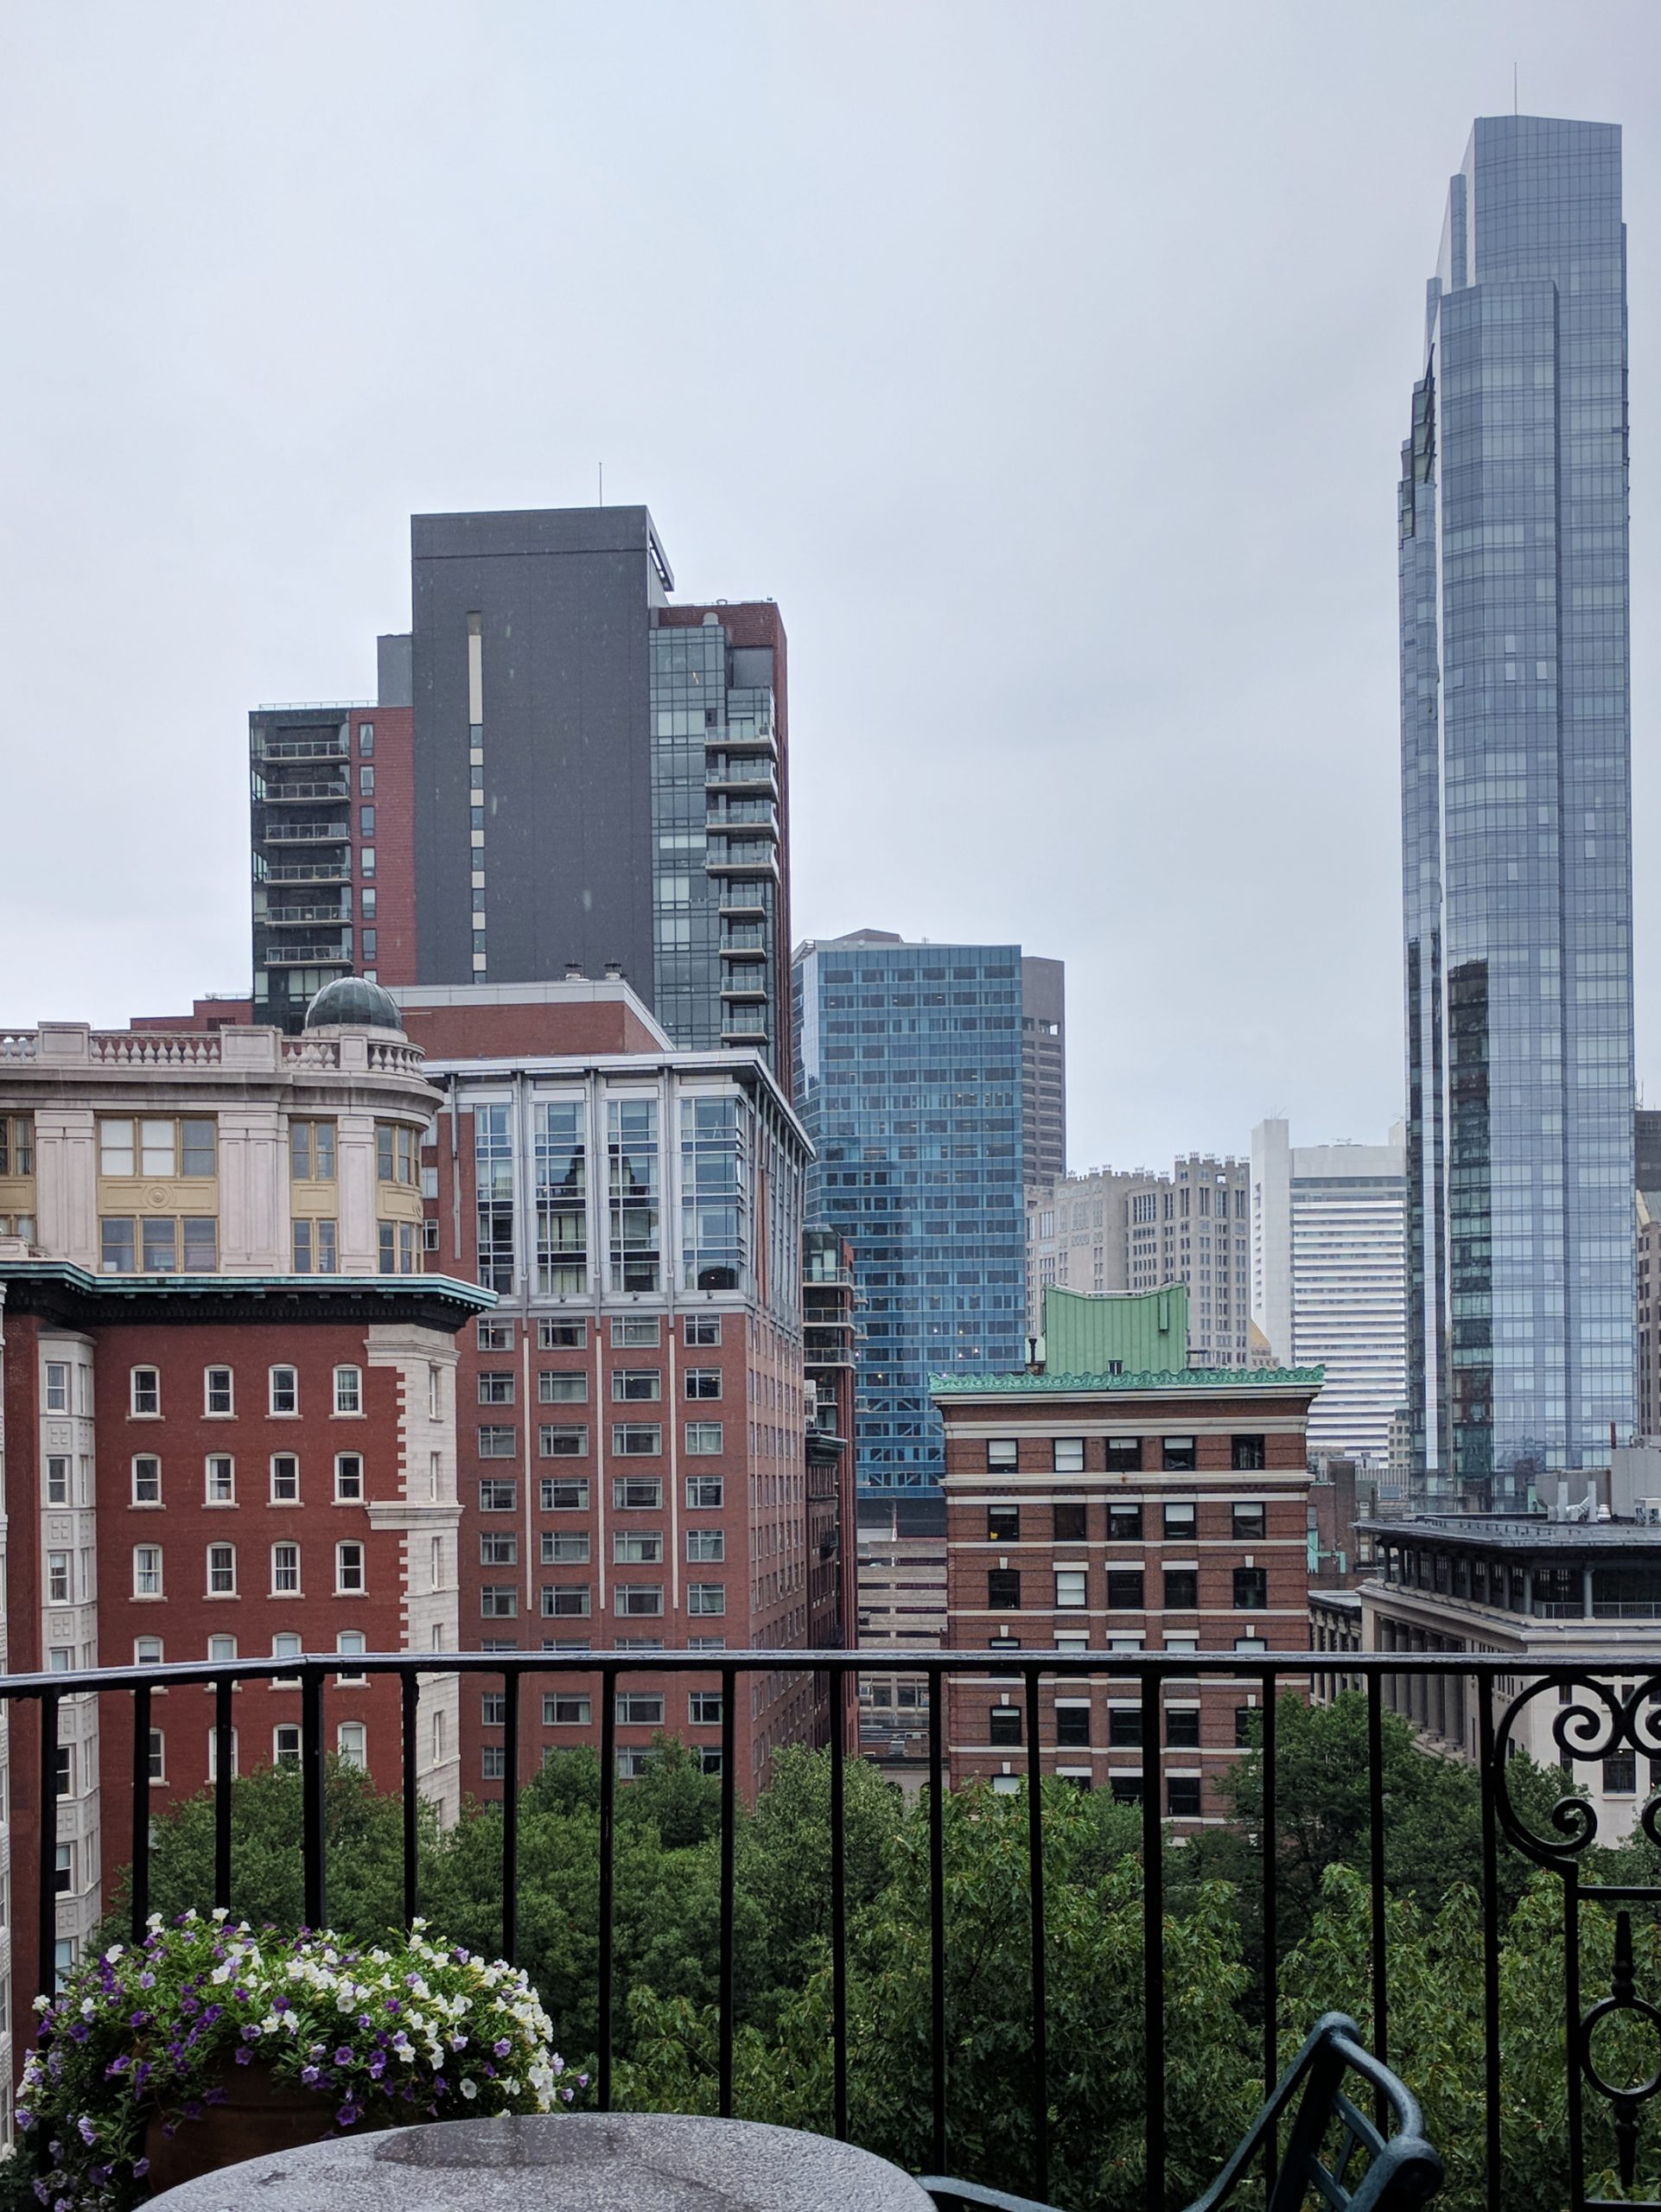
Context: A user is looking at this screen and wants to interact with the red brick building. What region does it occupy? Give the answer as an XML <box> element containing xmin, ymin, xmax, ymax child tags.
<box><xmin>932</xmin><ymin>1296</ymin><xmax>1320</xmax><ymax>1819</ymax></box>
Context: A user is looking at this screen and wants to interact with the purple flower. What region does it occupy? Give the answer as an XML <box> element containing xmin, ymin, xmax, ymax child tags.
<box><xmin>133</xmin><ymin>2159</ymin><xmax>150</xmax><ymax>2177</ymax></box>
<box><xmin>334</xmin><ymin>2047</ymin><xmax>354</xmax><ymax>2066</ymax></box>
<box><xmin>77</xmin><ymin>2119</ymin><xmax>98</xmax><ymax>2146</ymax></box>
<box><xmin>234</xmin><ymin>2047</ymin><xmax>252</xmax><ymax>2066</ymax></box>
<box><xmin>138</xmin><ymin>1972</ymin><xmax>156</xmax><ymax>1989</ymax></box>
<box><xmin>301</xmin><ymin>2066</ymin><xmax>323</xmax><ymax>2088</ymax></box>
<box><xmin>15</xmin><ymin>2108</ymin><xmax>31</xmax><ymax>2130</ymax></box>
<box><xmin>337</xmin><ymin>2102</ymin><xmax>361</xmax><ymax>2128</ymax></box>
<box><xmin>493</xmin><ymin>2038</ymin><xmax>512</xmax><ymax>2058</ymax></box>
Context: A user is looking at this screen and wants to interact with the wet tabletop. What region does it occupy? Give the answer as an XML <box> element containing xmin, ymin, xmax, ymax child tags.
<box><xmin>148</xmin><ymin>2109</ymin><xmax>936</xmax><ymax>2211</ymax></box>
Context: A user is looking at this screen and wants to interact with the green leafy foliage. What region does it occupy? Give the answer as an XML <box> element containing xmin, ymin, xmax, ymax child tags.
<box><xmin>110</xmin><ymin>1717</ymin><xmax>1661</xmax><ymax>2211</ymax></box>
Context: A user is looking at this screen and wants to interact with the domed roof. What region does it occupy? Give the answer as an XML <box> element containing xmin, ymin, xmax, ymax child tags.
<box><xmin>302</xmin><ymin>976</ymin><xmax>404</xmax><ymax>1033</ymax></box>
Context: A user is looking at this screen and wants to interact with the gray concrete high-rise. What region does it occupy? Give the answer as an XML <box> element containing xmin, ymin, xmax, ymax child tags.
<box><xmin>1401</xmin><ymin>118</ymin><xmax>1634</xmax><ymax>1503</ymax></box>
<box><xmin>1020</xmin><ymin>956</ymin><xmax>1066</xmax><ymax>1192</ymax></box>
<box><xmin>251</xmin><ymin>506</ymin><xmax>792</xmax><ymax>1084</ymax></box>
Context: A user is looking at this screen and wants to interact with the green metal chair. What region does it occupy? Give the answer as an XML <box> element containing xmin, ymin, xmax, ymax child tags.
<box><xmin>920</xmin><ymin>2011</ymin><xmax>1443</xmax><ymax>2212</ymax></box>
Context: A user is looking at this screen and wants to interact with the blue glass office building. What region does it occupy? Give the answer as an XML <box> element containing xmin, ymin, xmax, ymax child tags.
<box><xmin>1401</xmin><ymin>118</ymin><xmax>1634</xmax><ymax>1502</ymax></box>
<box><xmin>792</xmin><ymin>933</ymin><xmax>1028</xmax><ymax>1493</ymax></box>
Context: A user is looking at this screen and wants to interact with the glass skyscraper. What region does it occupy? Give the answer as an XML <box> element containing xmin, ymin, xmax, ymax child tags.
<box><xmin>792</xmin><ymin>932</ymin><xmax>1028</xmax><ymax>1493</ymax></box>
<box><xmin>1400</xmin><ymin>117</ymin><xmax>1633</xmax><ymax>1503</ymax></box>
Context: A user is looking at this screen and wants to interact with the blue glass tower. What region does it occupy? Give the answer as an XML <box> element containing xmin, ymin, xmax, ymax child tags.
<box><xmin>1401</xmin><ymin>118</ymin><xmax>1634</xmax><ymax>1503</ymax></box>
<box><xmin>792</xmin><ymin>932</ymin><xmax>1028</xmax><ymax>1493</ymax></box>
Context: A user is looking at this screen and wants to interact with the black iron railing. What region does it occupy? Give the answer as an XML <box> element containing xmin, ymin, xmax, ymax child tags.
<box><xmin>9</xmin><ymin>1647</ymin><xmax>1661</xmax><ymax>2211</ymax></box>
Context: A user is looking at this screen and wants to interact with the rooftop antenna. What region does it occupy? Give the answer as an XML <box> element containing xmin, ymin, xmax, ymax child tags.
<box><xmin>1513</xmin><ymin>62</ymin><xmax>1518</xmax><ymax>117</ymax></box>
<box><xmin>597</xmin><ymin>461</ymin><xmax>604</xmax><ymax>505</ymax></box>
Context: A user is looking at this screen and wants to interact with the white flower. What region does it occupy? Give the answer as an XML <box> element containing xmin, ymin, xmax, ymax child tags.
<box><xmin>460</xmin><ymin>2080</ymin><xmax>478</xmax><ymax>2101</ymax></box>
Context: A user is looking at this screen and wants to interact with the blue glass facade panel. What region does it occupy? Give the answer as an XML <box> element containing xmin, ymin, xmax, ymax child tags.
<box><xmin>792</xmin><ymin>940</ymin><xmax>1027</xmax><ymax>1494</ymax></box>
<box><xmin>1401</xmin><ymin>117</ymin><xmax>1634</xmax><ymax>1503</ymax></box>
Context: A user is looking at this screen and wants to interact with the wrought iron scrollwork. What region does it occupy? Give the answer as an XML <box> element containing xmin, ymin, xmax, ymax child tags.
<box><xmin>1488</xmin><ymin>1669</ymin><xmax>1661</xmax><ymax>2202</ymax></box>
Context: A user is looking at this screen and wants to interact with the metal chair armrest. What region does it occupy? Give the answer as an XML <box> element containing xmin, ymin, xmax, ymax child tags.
<box><xmin>917</xmin><ymin>2179</ymin><xmax>1063</xmax><ymax>2212</ymax></box>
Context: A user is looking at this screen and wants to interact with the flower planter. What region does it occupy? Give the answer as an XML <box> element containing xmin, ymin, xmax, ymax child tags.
<box><xmin>142</xmin><ymin>2059</ymin><xmax>384</xmax><ymax>2196</ymax></box>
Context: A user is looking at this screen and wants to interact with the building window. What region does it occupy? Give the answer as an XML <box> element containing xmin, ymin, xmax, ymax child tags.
<box><xmin>545</xmin><ymin>1694</ymin><xmax>592</xmax><ymax>1725</ymax></box>
<box><xmin>270</xmin><ymin>1366</ymin><xmax>298</xmax><ymax>1415</ymax></box>
<box><xmin>542</xmin><ymin>1477</ymin><xmax>590</xmax><ymax>1510</ymax></box>
<box><xmin>1055</xmin><ymin>1704</ymin><xmax>1091</xmax><ymax>1748</ymax></box>
<box><xmin>334</xmin><ymin>1453</ymin><xmax>365</xmax><ymax>1503</ymax></box>
<box><xmin>273</xmin><ymin>1726</ymin><xmax>302</xmax><ymax>1769</ymax></box>
<box><xmin>544</xmin><ymin>1530</ymin><xmax>589</xmax><ymax>1564</ymax></box>
<box><xmin>335</xmin><ymin>1631</ymin><xmax>367</xmax><ymax>1683</ymax></box>
<box><xmin>1053</xmin><ymin>1569</ymin><xmax>1087</xmax><ymax>1610</ymax></box>
<box><xmin>684</xmin><ymin>1368</ymin><xmax>722</xmax><ymax>1402</ymax></box>
<box><xmin>475</xmin><ymin>1103</ymin><xmax>515</xmax><ymax>1292</ymax></box>
<box><xmin>481</xmin><ymin>1587</ymin><xmax>519</xmax><ymax>1618</ymax></box>
<box><xmin>616</xmin><ymin>1585</ymin><xmax>665</xmax><ymax>1618</ymax></box>
<box><xmin>1162</xmin><ymin>1437</ymin><xmax>1197</xmax><ymax>1471</ymax></box>
<box><xmin>687</xmin><ymin>1584</ymin><xmax>726</xmax><ymax>1616</ymax></box>
<box><xmin>130</xmin><ymin>1366</ymin><xmax>161</xmax><ymax>1416</ymax></box>
<box><xmin>479</xmin><ymin>1318</ymin><xmax>513</xmax><ymax>1351</ymax></box>
<box><xmin>1163</xmin><ymin>1501</ymin><xmax>1197</xmax><ymax>1541</ymax></box>
<box><xmin>1167</xmin><ymin>1777</ymin><xmax>1203</xmax><ymax>1819</ymax></box>
<box><xmin>1106</xmin><ymin>1569</ymin><xmax>1144</xmax><ymax>1610</ymax></box>
<box><xmin>480</xmin><ymin>1370</ymin><xmax>516</xmax><ymax>1405</ymax></box>
<box><xmin>611</xmin><ymin>1424</ymin><xmax>662</xmax><ymax>1457</ymax></box>
<box><xmin>1164</xmin><ymin>1569</ymin><xmax>1199</xmax><ymax>1611</ymax></box>
<box><xmin>613</xmin><ymin>1369</ymin><xmax>662</xmax><ymax>1402</ymax></box>
<box><xmin>1053</xmin><ymin>1502</ymin><xmax>1087</xmax><ymax>1542</ymax></box>
<box><xmin>147</xmin><ymin>1730</ymin><xmax>165</xmax><ymax>1783</ymax></box>
<box><xmin>480</xmin><ymin>1478</ymin><xmax>517</xmax><ymax>1512</ymax></box>
<box><xmin>335</xmin><ymin>1542</ymin><xmax>366</xmax><ymax>1594</ymax></box>
<box><xmin>608</xmin><ymin>1097</ymin><xmax>660</xmax><ymax>1292</ymax></box>
<box><xmin>988</xmin><ymin>1568</ymin><xmax>1021</xmax><ymax>1609</ymax></box>
<box><xmin>271</xmin><ymin>1542</ymin><xmax>301</xmax><ymax>1595</ymax></box>
<box><xmin>290</xmin><ymin>1121</ymin><xmax>338</xmax><ymax>1180</ymax></box>
<box><xmin>1231</xmin><ymin>1502</ymin><xmax>1266</xmax><ymax>1541</ymax></box>
<box><xmin>131</xmin><ymin>1547</ymin><xmax>162</xmax><ymax>1599</ymax></box>
<box><xmin>614</xmin><ymin>1530</ymin><xmax>664</xmax><ymax>1565</ymax></box>
<box><xmin>1106</xmin><ymin>1503</ymin><xmax>1143</xmax><ymax>1542</ymax></box>
<box><xmin>679</xmin><ymin>1095</ymin><xmax>747</xmax><ymax>1292</ymax></box>
<box><xmin>0</xmin><ymin>1113</ymin><xmax>35</xmax><ymax>1175</ymax></box>
<box><xmin>1104</xmin><ymin>1438</ymin><xmax>1142</xmax><ymax>1473</ymax></box>
<box><xmin>334</xmin><ymin>1365</ymin><xmax>363</xmax><ymax>1415</ymax></box>
<box><xmin>538</xmin><ymin>1425</ymin><xmax>589</xmax><ymax>1458</ymax></box>
<box><xmin>204</xmin><ymin>1366</ymin><xmax>234</xmax><ymax>1415</ymax></box>
<box><xmin>987</xmin><ymin>1439</ymin><xmax>1019</xmax><ymax>1472</ymax></box>
<box><xmin>1233</xmin><ymin>1567</ymin><xmax>1269</xmax><ymax>1611</ymax></box>
<box><xmin>686</xmin><ymin>1473</ymin><xmax>724</xmax><ymax>1507</ymax></box>
<box><xmin>131</xmin><ymin>1455</ymin><xmax>162</xmax><ymax>1506</ymax></box>
<box><xmin>270</xmin><ymin>1453</ymin><xmax>300</xmax><ymax>1503</ymax></box>
<box><xmin>531</xmin><ymin>1099</ymin><xmax>588</xmax><ymax>1294</ymax></box>
<box><xmin>206</xmin><ymin>1731</ymin><xmax>238</xmax><ymax>1784</ymax></box>
<box><xmin>292</xmin><ymin>1217</ymin><xmax>339</xmax><ymax>1274</ymax></box>
<box><xmin>44</xmin><ymin>1360</ymin><xmax>70</xmax><ymax>1413</ymax></box>
<box><xmin>478</xmin><ymin>1426</ymin><xmax>518</xmax><ymax>1458</ymax></box>
<box><xmin>1108</xmin><ymin>1709</ymin><xmax>1142</xmax><ymax>1748</ymax></box>
<box><xmin>685</xmin><ymin>1315</ymin><xmax>722</xmax><ymax>1347</ymax></box>
<box><xmin>617</xmin><ymin>1693</ymin><xmax>665</xmax><ymax>1726</ymax></box>
<box><xmin>1231</xmin><ymin>1435</ymin><xmax>1266</xmax><ymax>1471</ymax></box>
<box><xmin>46</xmin><ymin>1454</ymin><xmax>71</xmax><ymax>1505</ymax></box>
<box><xmin>134</xmin><ymin>1636</ymin><xmax>163</xmax><ymax>1668</ymax></box>
<box><xmin>337</xmin><ymin>1722</ymin><xmax>367</xmax><ymax>1771</ymax></box>
<box><xmin>379</xmin><ymin>1219</ymin><xmax>417</xmax><ymax>1275</ymax></box>
<box><xmin>688</xmin><ymin>1690</ymin><xmax>723</xmax><ymax>1726</ymax></box>
<box><xmin>1167</xmin><ymin>1709</ymin><xmax>1202</xmax><ymax>1749</ymax></box>
<box><xmin>375</xmin><ymin>1122</ymin><xmax>418</xmax><ymax>1185</ymax></box>
<box><xmin>205</xmin><ymin>1455</ymin><xmax>234</xmax><ymax>1504</ymax></box>
<box><xmin>540</xmin><ymin>1319</ymin><xmax>586</xmax><ymax>1350</ymax></box>
<box><xmin>542</xmin><ymin>1586</ymin><xmax>592</xmax><ymax>1618</ymax></box>
<box><xmin>481</xmin><ymin>1531</ymin><xmax>518</xmax><ymax>1567</ymax></box>
<box><xmin>988</xmin><ymin>1706</ymin><xmax>1022</xmax><ymax>1746</ymax></box>
<box><xmin>270</xmin><ymin>1631</ymin><xmax>302</xmax><ymax>1686</ymax></box>
<box><xmin>539</xmin><ymin>1372</ymin><xmax>589</xmax><ymax>1402</ymax></box>
<box><xmin>687</xmin><ymin>1529</ymin><xmax>725</xmax><ymax>1562</ymax></box>
<box><xmin>613</xmin><ymin>1475</ymin><xmax>663</xmax><ymax>1510</ymax></box>
<box><xmin>1053</xmin><ymin>1438</ymin><xmax>1085</xmax><ymax>1473</ymax></box>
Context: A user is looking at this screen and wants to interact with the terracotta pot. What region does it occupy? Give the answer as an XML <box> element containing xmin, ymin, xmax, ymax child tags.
<box><xmin>142</xmin><ymin>2057</ymin><xmax>384</xmax><ymax>2194</ymax></box>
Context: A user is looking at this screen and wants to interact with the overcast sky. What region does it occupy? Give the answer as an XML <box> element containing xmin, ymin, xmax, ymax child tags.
<box><xmin>3</xmin><ymin>2</ymin><xmax>1658</xmax><ymax>1173</ymax></box>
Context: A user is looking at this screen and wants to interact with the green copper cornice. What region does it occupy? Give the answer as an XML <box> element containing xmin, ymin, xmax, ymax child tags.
<box><xmin>928</xmin><ymin>1365</ymin><xmax>1326</xmax><ymax>1396</ymax></box>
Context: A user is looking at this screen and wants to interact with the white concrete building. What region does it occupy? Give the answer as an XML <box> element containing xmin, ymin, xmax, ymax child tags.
<box><xmin>1251</xmin><ymin>1119</ymin><xmax>1406</xmax><ymax>1462</ymax></box>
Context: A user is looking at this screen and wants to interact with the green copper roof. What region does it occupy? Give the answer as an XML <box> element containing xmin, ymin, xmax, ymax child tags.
<box><xmin>1041</xmin><ymin>1284</ymin><xmax>1189</xmax><ymax>1376</ymax></box>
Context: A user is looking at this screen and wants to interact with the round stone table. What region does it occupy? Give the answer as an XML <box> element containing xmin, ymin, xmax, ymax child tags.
<box><xmin>147</xmin><ymin>2109</ymin><xmax>936</xmax><ymax>2211</ymax></box>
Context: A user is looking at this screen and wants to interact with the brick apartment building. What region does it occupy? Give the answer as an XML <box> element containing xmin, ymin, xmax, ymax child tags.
<box><xmin>0</xmin><ymin>983</ymin><xmax>488</xmax><ymax>2060</ymax></box>
<box><xmin>394</xmin><ymin>976</ymin><xmax>823</xmax><ymax>1796</ymax></box>
<box><xmin>933</xmin><ymin>1287</ymin><xmax>1321</xmax><ymax>1820</ymax></box>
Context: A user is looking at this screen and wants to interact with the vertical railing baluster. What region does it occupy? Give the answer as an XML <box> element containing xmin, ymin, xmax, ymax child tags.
<box><xmin>1477</xmin><ymin>1673</ymin><xmax>1502</xmax><ymax>2212</ymax></box>
<box><xmin>1025</xmin><ymin>1663</ymin><xmax>1049</xmax><ymax>2203</ymax></box>
<box><xmin>928</xmin><ymin>1667</ymin><xmax>947</xmax><ymax>2175</ymax></box>
<box><xmin>401</xmin><ymin>1670</ymin><xmax>420</xmax><ymax>1930</ymax></box>
<box><xmin>719</xmin><ymin>1663</ymin><xmax>737</xmax><ymax>2119</ymax></box>
<box><xmin>130</xmin><ymin>1681</ymin><xmax>151</xmax><ymax>1941</ymax></box>
<box><xmin>501</xmin><ymin>1669</ymin><xmax>521</xmax><ymax>1967</ymax></box>
<box><xmin>830</xmin><ymin>1662</ymin><xmax>849</xmax><ymax>2143</ymax></box>
<box><xmin>1366</xmin><ymin>1671</ymin><xmax>1390</xmax><ymax>2088</ymax></box>
<box><xmin>301</xmin><ymin>1664</ymin><xmax>327</xmax><ymax>1930</ymax></box>
<box><xmin>213</xmin><ymin>1677</ymin><xmax>234</xmax><ymax>1912</ymax></box>
<box><xmin>1566</xmin><ymin>1863</ymin><xmax>1584</xmax><ymax>2209</ymax></box>
<box><xmin>37</xmin><ymin>1692</ymin><xmax>60</xmax><ymax>2005</ymax></box>
<box><xmin>1260</xmin><ymin>1670</ymin><xmax>1278</xmax><ymax>2189</ymax></box>
<box><xmin>1141</xmin><ymin>1668</ymin><xmax>1164</xmax><ymax>2212</ymax></box>
<box><xmin>598</xmin><ymin>1662</ymin><xmax>617</xmax><ymax>2111</ymax></box>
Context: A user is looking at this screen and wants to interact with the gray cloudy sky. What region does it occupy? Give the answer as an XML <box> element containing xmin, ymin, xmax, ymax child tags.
<box><xmin>3</xmin><ymin>2</ymin><xmax>1658</xmax><ymax>1174</ymax></box>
